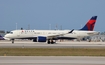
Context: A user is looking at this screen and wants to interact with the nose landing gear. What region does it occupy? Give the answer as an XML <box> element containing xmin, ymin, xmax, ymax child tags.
<box><xmin>11</xmin><ymin>39</ymin><xmax>14</xmax><ymax>44</ymax></box>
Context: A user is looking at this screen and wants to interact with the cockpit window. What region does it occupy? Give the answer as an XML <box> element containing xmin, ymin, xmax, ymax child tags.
<box><xmin>10</xmin><ymin>32</ymin><xmax>13</xmax><ymax>34</ymax></box>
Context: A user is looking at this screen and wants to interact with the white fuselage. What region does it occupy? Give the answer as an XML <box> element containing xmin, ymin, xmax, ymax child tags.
<box><xmin>4</xmin><ymin>30</ymin><xmax>70</xmax><ymax>39</ymax></box>
<box><xmin>4</xmin><ymin>29</ymin><xmax>99</xmax><ymax>40</ymax></box>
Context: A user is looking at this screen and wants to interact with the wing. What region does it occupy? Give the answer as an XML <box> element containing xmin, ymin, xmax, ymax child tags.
<box><xmin>39</xmin><ymin>29</ymin><xmax>74</xmax><ymax>39</ymax></box>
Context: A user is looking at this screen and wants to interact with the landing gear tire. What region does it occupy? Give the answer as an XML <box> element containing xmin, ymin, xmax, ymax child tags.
<box><xmin>47</xmin><ymin>39</ymin><xmax>56</xmax><ymax>44</ymax></box>
<box><xmin>51</xmin><ymin>40</ymin><xmax>54</xmax><ymax>44</ymax></box>
<box><xmin>47</xmin><ymin>40</ymin><xmax>50</xmax><ymax>44</ymax></box>
<box><xmin>12</xmin><ymin>39</ymin><xmax>14</xmax><ymax>44</ymax></box>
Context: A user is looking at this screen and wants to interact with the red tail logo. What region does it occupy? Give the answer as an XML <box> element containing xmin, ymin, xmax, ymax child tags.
<box><xmin>80</xmin><ymin>16</ymin><xmax>97</xmax><ymax>31</ymax></box>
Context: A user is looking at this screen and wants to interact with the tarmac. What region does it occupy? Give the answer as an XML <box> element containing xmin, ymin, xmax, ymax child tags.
<box><xmin>0</xmin><ymin>56</ymin><xmax>105</xmax><ymax>65</ymax></box>
<box><xmin>0</xmin><ymin>40</ymin><xmax>105</xmax><ymax>65</ymax></box>
<box><xmin>0</xmin><ymin>40</ymin><xmax>105</xmax><ymax>48</ymax></box>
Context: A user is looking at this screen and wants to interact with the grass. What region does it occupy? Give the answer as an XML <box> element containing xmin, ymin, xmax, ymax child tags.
<box><xmin>0</xmin><ymin>48</ymin><xmax>105</xmax><ymax>56</ymax></box>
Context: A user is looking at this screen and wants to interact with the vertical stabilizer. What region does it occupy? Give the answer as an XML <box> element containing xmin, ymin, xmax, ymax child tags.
<box><xmin>80</xmin><ymin>16</ymin><xmax>97</xmax><ymax>31</ymax></box>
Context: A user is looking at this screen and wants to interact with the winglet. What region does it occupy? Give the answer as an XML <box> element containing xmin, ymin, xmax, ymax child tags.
<box><xmin>68</xmin><ymin>29</ymin><xmax>74</xmax><ymax>33</ymax></box>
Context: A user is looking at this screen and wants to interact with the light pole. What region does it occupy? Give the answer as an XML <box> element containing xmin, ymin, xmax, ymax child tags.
<box><xmin>49</xmin><ymin>24</ymin><xmax>51</xmax><ymax>30</ymax></box>
<box><xmin>16</xmin><ymin>23</ymin><xmax>17</xmax><ymax>30</ymax></box>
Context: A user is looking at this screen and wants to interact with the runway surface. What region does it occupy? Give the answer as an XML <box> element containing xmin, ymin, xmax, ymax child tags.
<box><xmin>0</xmin><ymin>56</ymin><xmax>105</xmax><ymax>65</ymax></box>
<box><xmin>0</xmin><ymin>40</ymin><xmax>105</xmax><ymax>48</ymax></box>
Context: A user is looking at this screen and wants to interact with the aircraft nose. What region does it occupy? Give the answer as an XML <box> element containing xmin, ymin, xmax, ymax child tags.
<box><xmin>4</xmin><ymin>34</ymin><xmax>10</xmax><ymax>38</ymax></box>
<box><xmin>4</xmin><ymin>34</ymin><xmax>7</xmax><ymax>38</ymax></box>
<box><xmin>3</xmin><ymin>34</ymin><xmax>11</xmax><ymax>40</ymax></box>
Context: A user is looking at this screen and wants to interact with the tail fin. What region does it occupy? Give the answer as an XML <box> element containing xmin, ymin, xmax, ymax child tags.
<box><xmin>80</xmin><ymin>16</ymin><xmax>97</xmax><ymax>31</ymax></box>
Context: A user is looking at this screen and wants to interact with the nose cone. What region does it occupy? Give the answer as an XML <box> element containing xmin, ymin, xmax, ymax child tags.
<box><xmin>3</xmin><ymin>34</ymin><xmax>11</xmax><ymax>40</ymax></box>
<box><xmin>4</xmin><ymin>34</ymin><xmax>8</xmax><ymax>38</ymax></box>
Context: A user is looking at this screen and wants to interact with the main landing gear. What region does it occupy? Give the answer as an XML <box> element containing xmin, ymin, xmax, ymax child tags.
<box><xmin>47</xmin><ymin>39</ymin><xmax>56</xmax><ymax>44</ymax></box>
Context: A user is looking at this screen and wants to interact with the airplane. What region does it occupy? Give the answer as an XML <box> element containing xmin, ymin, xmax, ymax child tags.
<box><xmin>4</xmin><ymin>29</ymin><xmax>74</xmax><ymax>44</ymax></box>
<box><xmin>4</xmin><ymin>16</ymin><xmax>99</xmax><ymax>44</ymax></box>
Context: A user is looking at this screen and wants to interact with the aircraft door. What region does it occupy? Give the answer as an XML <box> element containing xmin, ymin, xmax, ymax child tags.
<box><xmin>17</xmin><ymin>30</ymin><xmax>21</xmax><ymax>38</ymax></box>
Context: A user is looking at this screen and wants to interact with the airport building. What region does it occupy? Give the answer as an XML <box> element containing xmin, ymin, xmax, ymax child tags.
<box><xmin>90</xmin><ymin>35</ymin><xmax>105</xmax><ymax>42</ymax></box>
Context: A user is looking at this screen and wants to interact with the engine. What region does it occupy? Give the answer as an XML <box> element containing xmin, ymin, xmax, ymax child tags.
<box><xmin>37</xmin><ymin>36</ymin><xmax>46</xmax><ymax>42</ymax></box>
<box><xmin>33</xmin><ymin>36</ymin><xmax>46</xmax><ymax>42</ymax></box>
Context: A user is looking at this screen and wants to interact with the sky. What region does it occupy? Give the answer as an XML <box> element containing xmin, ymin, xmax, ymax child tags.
<box><xmin>0</xmin><ymin>0</ymin><xmax>105</xmax><ymax>32</ymax></box>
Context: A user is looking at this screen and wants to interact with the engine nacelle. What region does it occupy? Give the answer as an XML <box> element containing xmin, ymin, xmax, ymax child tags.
<box><xmin>37</xmin><ymin>36</ymin><xmax>46</xmax><ymax>42</ymax></box>
<box><xmin>33</xmin><ymin>36</ymin><xmax>46</xmax><ymax>42</ymax></box>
